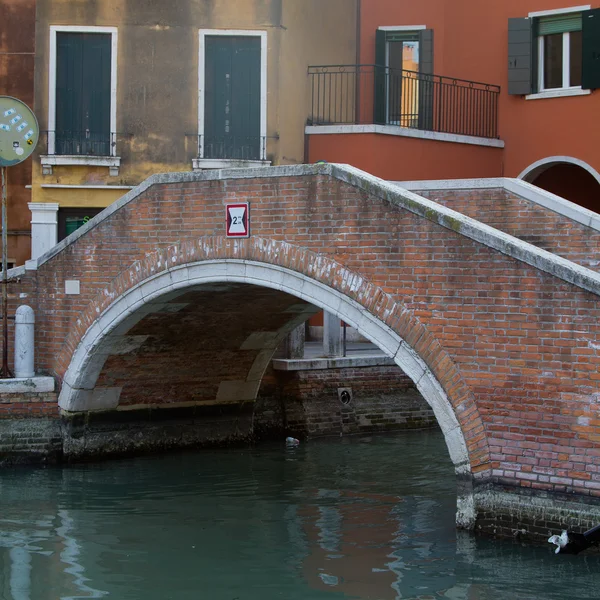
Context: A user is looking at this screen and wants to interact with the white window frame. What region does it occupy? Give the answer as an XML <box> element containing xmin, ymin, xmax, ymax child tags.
<box><xmin>46</xmin><ymin>26</ymin><xmax>118</xmax><ymax>160</ymax></box>
<box><xmin>197</xmin><ymin>29</ymin><xmax>268</xmax><ymax>167</ymax></box>
<box><xmin>537</xmin><ymin>30</ymin><xmax>580</xmax><ymax>91</ymax></box>
<box><xmin>529</xmin><ymin>5</ymin><xmax>590</xmax><ymax>97</ymax></box>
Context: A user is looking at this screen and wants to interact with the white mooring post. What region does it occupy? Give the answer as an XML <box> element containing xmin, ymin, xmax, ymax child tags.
<box><xmin>14</xmin><ymin>305</ymin><xmax>35</xmax><ymax>378</ymax></box>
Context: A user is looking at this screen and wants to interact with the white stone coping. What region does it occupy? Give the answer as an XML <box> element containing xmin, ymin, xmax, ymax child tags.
<box><xmin>525</xmin><ymin>88</ymin><xmax>591</xmax><ymax>101</ymax></box>
<box><xmin>40</xmin><ymin>155</ymin><xmax>121</xmax><ymax>167</ymax></box>
<box><xmin>39</xmin><ymin>184</ymin><xmax>135</xmax><ymax>190</ymax></box>
<box><xmin>0</xmin><ymin>377</ymin><xmax>55</xmax><ymax>394</ymax></box>
<box><xmin>192</xmin><ymin>158</ymin><xmax>271</xmax><ymax>170</ymax></box>
<box><xmin>273</xmin><ymin>355</ymin><xmax>396</xmax><ymax>371</ymax></box>
<box><xmin>23</xmin><ymin>162</ymin><xmax>600</xmax><ymax>298</ymax></box>
<box><xmin>392</xmin><ymin>177</ymin><xmax>600</xmax><ymax>232</ymax></box>
<box><xmin>305</xmin><ymin>124</ymin><xmax>505</xmax><ymax>148</ymax></box>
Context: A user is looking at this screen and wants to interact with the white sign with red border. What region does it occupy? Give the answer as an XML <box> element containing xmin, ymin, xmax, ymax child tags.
<box><xmin>226</xmin><ymin>202</ymin><xmax>250</xmax><ymax>238</ymax></box>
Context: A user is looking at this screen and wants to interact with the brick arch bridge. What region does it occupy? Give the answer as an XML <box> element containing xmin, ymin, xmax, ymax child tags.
<box><xmin>13</xmin><ymin>163</ymin><xmax>600</xmax><ymax>536</ymax></box>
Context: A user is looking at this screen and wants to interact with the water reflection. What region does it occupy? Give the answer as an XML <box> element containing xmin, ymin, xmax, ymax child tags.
<box><xmin>0</xmin><ymin>431</ymin><xmax>597</xmax><ymax>599</ymax></box>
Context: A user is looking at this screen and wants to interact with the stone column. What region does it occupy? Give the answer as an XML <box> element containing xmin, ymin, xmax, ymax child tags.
<box><xmin>282</xmin><ymin>323</ymin><xmax>305</xmax><ymax>359</ymax></box>
<box><xmin>14</xmin><ymin>305</ymin><xmax>34</xmax><ymax>378</ymax></box>
<box><xmin>323</xmin><ymin>311</ymin><xmax>343</xmax><ymax>357</ymax></box>
<box><xmin>28</xmin><ymin>202</ymin><xmax>59</xmax><ymax>260</ymax></box>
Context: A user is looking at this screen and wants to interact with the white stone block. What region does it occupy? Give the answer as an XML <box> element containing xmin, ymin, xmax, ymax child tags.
<box><xmin>394</xmin><ymin>342</ymin><xmax>426</xmax><ymax>382</ymax></box>
<box><xmin>216</xmin><ymin>380</ymin><xmax>258</xmax><ymax>402</ymax></box>
<box><xmin>0</xmin><ymin>376</ymin><xmax>54</xmax><ymax>393</ymax></box>
<box><xmin>187</xmin><ymin>261</ymin><xmax>227</xmax><ymax>283</ymax></box>
<box><xmin>356</xmin><ymin>311</ymin><xmax>400</xmax><ymax>358</ymax></box>
<box><xmin>241</xmin><ymin>332</ymin><xmax>280</xmax><ymax>350</ymax></box>
<box><xmin>224</xmin><ymin>260</ymin><xmax>247</xmax><ymax>281</ymax></box>
<box><xmin>65</xmin><ymin>280</ymin><xmax>80</xmax><ymax>295</ymax></box>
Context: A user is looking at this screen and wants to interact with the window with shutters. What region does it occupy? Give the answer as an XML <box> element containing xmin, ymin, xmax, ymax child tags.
<box><xmin>196</xmin><ymin>30</ymin><xmax>268</xmax><ymax>168</ymax></box>
<box><xmin>508</xmin><ymin>7</ymin><xmax>600</xmax><ymax>97</ymax></box>
<box><xmin>43</xmin><ymin>26</ymin><xmax>120</xmax><ymax>174</ymax></box>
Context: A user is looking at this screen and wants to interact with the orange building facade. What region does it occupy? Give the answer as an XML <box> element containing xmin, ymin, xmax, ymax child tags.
<box><xmin>306</xmin><ymin>0</ymin><xmax>600</xmax><ymax>211</ymax></box>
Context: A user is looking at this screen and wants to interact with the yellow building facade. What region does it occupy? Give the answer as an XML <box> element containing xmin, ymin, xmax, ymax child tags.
<box><xmin>31</xmin><ymin>0</ymin><xmax>357</xmax><ymax>256</ymax></box>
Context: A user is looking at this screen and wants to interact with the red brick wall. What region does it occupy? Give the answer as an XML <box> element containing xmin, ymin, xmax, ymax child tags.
<box><xmin>417</xmin><ymin>188</ymin><xmax>600</xmax><ymax>273</ymax></box>
<box><xmin>11</xmin><ymin>170</ymin><xmax>600</xmax><ymax>498</ymax></box>
<box><xmin>0</xmin><ymin>392</ymin><xmax>58</xmax><ymax>418</ymax></box>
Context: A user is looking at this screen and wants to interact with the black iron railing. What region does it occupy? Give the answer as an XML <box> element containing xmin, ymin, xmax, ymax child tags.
<box><xmin>45</xmin><ymin>131</ymin><xmax>117</xmax><ymax>156</ymax></box>
<box><xmin>197</xmin><ymin>135</ymin><xmax>267</xmax><ymax>161</ymax></box>
<box><xmin>308</xmin><ymin>64</ymin><xmax>500</xmax><ymax>139</ymax></box>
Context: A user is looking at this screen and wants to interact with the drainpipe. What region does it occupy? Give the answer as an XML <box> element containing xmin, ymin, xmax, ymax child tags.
<box><xmin>355</xmin><ymin>0</ymin><xmax>362</xmax><ymax>124</ymax></box>
<box><xmin>356</xmin><ymin>0</ymin><xmax>361</xmax><ymax>65</ymax></box>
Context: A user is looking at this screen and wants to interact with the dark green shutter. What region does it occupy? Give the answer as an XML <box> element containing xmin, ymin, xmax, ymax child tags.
<box><xmin>204</xmin><ymin>37</ymin><xmax>261</xmax><ymax>160</ymax></box>
<box><xmin>582</xmin><ymin>8</ymin><xmax>600</xmax><ymax>89</ymax></box>
<box><xmin>508</xmin><ymin>18</ymin><xmax>533</xmax><ymax>95</ymax></box>
<box><xmin>419</xmin><ymin>29</ymin><xmax>434</xmax><ymax>75</ymax></box>
<box><xmin>418</xmin><ymin>29</ymin><xmax>434</xmax><ymax>130</ymax></box>
<box><xmin>56</xmin><ymin>33</ymin><xmax>111</xmax><ymax>155</ymax></box>
<box><xmin>374</xmin><ymin>29</ymin><xmax>387</xmax><ymax>125</ymax></box>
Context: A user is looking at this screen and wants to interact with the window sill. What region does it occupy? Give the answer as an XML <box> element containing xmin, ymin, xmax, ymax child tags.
<box><xmin>192</xmin><ymin>158</ymin><xmax>271</xmax><ymax>171</ymax></box>
<box><xmin>40</xmin><ymin>155</ymin><xmax>121</xmax><ymax>176</ymax></box>
<box><xmin>525</xmin><ymin>88</ymin><xmax>591</xmax><ymax>100</ymax></box>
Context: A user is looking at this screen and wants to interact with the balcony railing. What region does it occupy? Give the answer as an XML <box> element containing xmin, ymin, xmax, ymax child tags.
<box><xmin>308</xmin><ymin>64</ymin><xmax>500</xmax><ymax>139</ymax></box>
<box><xmin>197</xmin><ymin>135</ymin><xmax>267</xmax><ymax>162</ymax></box>
<box><xmin>45</xmin><ymin>130</ymin><xmax>117</xmax><ymax>156</ymax></box>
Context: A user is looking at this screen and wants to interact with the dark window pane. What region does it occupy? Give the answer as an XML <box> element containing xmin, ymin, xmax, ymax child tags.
<box><xmin>570</xmin><ymin>30</ymin><xmax>582</xmax><ymax>87</ymax></box>
<box><xmin>65</xmin><ymin>216</ymin><xmax>88</xmax><ymax>237</ymax></box>
<box><xmin>543</xmin><ymin>33</ymin><xmax>563</xmax><ymax>89</ymax></box>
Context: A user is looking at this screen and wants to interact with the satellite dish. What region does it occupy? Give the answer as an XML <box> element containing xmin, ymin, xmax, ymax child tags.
<box><xmin>0</xmin><ymin>96</ymin><xmax>39</xmax><ymax>167</ymax></box>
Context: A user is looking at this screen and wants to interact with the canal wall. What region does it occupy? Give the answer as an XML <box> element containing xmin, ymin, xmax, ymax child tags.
<box><xmin>1</xmin><ymin>361</ymin><xmax>431</xmax><ymax>464</ymax></box>
<box><xmin>255</xmin><ymin>363</ymin><xmax>435</xmax><ymax>439</ymax></box>
<box><xmin>0</xmin><ymin>379</ymin><xmax>61</xmax><ymax>465</ymax></box>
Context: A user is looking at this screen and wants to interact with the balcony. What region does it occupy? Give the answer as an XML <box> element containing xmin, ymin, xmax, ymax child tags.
<box><xmin>41</xmin><ymin>130</ymin><xmax>121</xmax><ymax>175</ymax></box>
<box><xmin>192</xmin><ymin>134</ymin><xmax>270</xmax><ymax>170</ymax></box>
<box><xmin>307</xmin><ymin>64</ymin><xmax>500</xmax><ymax>140</ymax></box>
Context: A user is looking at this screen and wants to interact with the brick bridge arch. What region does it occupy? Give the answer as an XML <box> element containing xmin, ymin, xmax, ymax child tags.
<box><xmin>15</xmin><ymin>163</ymin><xmax>600</xmax><ymax>537</ymax></box>
<box><xmin>57</xmin><ymin>246</ymin><xmax>481</xmax><ymax>525</ymax></box>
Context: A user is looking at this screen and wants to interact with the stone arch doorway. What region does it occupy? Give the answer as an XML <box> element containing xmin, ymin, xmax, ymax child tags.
<box><xmin>518</xmin><ymin>156</ymin><xmax>600</xmax><ymax>212</ymax></box>
<box><xmin>58</xmin><ymin>259</ymin><xmax>483</xmax><ymax>528</ymax></box>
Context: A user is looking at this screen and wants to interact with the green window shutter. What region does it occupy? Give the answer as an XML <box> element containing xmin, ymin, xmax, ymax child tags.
<box><xmin>508</xmin><ymin>18</ymin><xmax>533</xmax><ymax>95</ymax></box>
<box><xmin>56</xmin><ymin>33</ymin><xmax>111</xmax><ymax>155</ymax></box>
<box><xmin>374</xmin><ymin>29</ymin><xmax>387</xmax><ymax>125</ymax></box>
<box><xmin>582</xmin><ymin>8</ymin><xmax>600</xmax><ymax>89</ymax></box>
<box><xmin>418</xmin><ymin>29</ymin><xmax>434</xmax><ymax>130</ymax></box>
<box><xmin>419</xmin><ymin>29</ymin><xmax>434</xmax><ymax>75</ymax></box>
<box><xmin>204</xmin><ymin>36</ymin><xmax>261</xmax><ymax>160</ymax></box>
<box><xmin>538</xmin><ymin>13</ymin><xmax>582</xmax><ymax>35</ymax></box>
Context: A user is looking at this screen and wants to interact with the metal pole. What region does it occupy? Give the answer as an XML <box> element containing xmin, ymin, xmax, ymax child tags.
<box><xmin>1</xmin><ymin>166</ymin><xmax>12</xmax><ymax>378</ymax></box>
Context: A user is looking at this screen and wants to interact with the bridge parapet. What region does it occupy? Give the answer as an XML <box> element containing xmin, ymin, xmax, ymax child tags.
<box><xmin>396</xmin><ymin>177</ymin><xmax>600</xmax><ymax>274</ymax></box>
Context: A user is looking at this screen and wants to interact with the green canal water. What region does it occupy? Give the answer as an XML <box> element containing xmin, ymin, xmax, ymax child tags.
<box><xmin>0</xmin><ymin>430</ymin><xmax>598</xmax><ymax>599</ymax></box>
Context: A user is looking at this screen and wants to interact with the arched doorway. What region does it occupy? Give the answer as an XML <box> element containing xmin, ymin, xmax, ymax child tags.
<box><xmin>519</xmin><ymin>157</ymin><xmax>600</xmax><ymax>213</ymax></box>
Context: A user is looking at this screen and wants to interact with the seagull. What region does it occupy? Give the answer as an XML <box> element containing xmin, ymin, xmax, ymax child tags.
<box><xmin>548</xmin><ymin>528</ymin><xmax>595</xmax><ymax>555</ymax></box>
<box><xmin>548</xmin><ymin>531</ymin><xmax>569</xmax><ymax>554</ymax></box>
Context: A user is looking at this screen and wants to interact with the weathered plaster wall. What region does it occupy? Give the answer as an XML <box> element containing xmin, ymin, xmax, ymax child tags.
<box><xmin>31</xmin><ymin>0</ymin><xmax>357</xmax><ymax>208</ymax></box>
